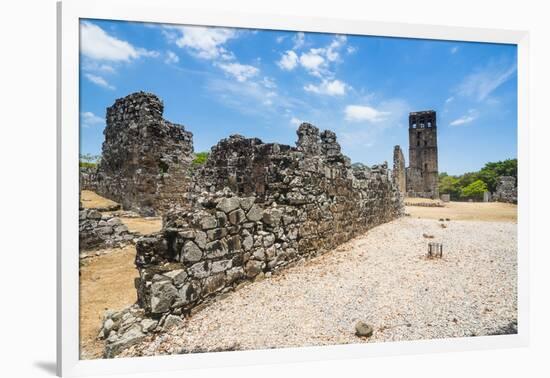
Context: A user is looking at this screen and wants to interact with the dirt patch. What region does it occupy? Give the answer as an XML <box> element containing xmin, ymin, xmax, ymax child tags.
<box><xmin>119</xmin><ymin>217</ymin><xmax>162</xmax><ymax>235</ymax></box>
<box><xmin>404</xmin><ymin>197</ymin><xmax>443</xmax><ymax>206</ymax></box>
<box><xmin>81</xmin><ymin>190</ymin><xmax>120</xmax><ymax>211</ymax></box>
<box><xmin>79</xmin><ymin>245</ymin><xmax>138</xmax><ymax>359</ymax></box>
<box><xmin>406</xmin><ymin>201</ymin><xmax>517</xmax><ymax>222</ymax></box>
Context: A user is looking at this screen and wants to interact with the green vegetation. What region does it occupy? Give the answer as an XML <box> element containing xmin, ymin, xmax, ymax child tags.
<box><xmin>461</xmin><ymin>179</ymin><xmax>489</xmax><ymax>201</ymax></box>
<box><xmin>79</xmin><ymin>153</ymin><xmax>101</xmax><ymax>168</ymax></box>
<box><xmin>438</xmin><ymin>158</ymin><xmax>517</xmax><ymax>201</ymax></box>
<box><xmin>192</xmin><ymin>152</ymin><xmax>209</xmax><ymax>166</ymax></box>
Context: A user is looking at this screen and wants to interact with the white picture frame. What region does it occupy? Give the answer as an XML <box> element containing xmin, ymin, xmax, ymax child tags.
<box><xmin>57</xmin><ymin>0</ymin><xmax>530</xmax><ymax>376</ymax></box>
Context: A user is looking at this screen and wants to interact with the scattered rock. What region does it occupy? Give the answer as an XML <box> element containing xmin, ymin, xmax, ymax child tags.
<box><xmin>355</xmin><ymin>321</ymin><xmax>374</xmax><ymax>337</ymax></box>
<box><xmin>163</xmin><ymin>315</ymin><xmax>184</xmax><ymax>330</ymax></box>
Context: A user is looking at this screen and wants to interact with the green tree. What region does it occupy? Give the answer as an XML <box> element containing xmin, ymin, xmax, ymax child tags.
<box><xmin>478</xmin><ymin>159</ymin><xmax>517</xmax><ymax>192</ymax></box>
<box><xmin>192</xmin><ymin>152</ymin><xmax>209</xmax><ymax>166</ymax></box>
<box><xmin>79</xmin><ymin>153</ymin><xmax>101</xmax><ymax>168</ymax></box>
<box><xmin>460</xmin><ymin>179</ymin><xmax>488</xmax><ymax>201</ymax></box>
<box><xmin>438</xmin><ymin>174</ymin><xmax>461</xmax><ymax>200</ymax></box>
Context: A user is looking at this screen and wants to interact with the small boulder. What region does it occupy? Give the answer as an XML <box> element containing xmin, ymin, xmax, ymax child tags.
<box><xmin>163</xmin><ymin>314</ymin><xmax>184</xmax><ymax>330</ymax></box>
<box><xmin>216</xmin><ymin>197</ymin><xmax>240</xmax><ymax>214</ymax></box>
<box><xmin>355</xmin><ymin>321</ymin><xmax>374</xmax><ymax>337</ymax></box>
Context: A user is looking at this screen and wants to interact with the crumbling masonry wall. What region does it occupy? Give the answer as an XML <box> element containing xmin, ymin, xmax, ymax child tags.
<box><xmin>133</xmin><ymin>123</ymin><xmax>404</xmax><ymax>317</ymax></box>
<box><xmin>393</xmin><ymin>145</ymin><xmax>406</xmax><ymax>196</ymax></box>
<box><xmin>95</xmin><ymin>92</ymin><xmax>194</xmax><ymax>216</ymax></box>
<box><xmin>494</xmin><ymin>176</ymin><xmax>517</xmax><ymax>204</ymax></box>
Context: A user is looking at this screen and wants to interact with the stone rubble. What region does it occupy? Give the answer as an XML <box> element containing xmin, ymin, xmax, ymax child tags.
<box><xmin>79</xmin><ymin>208</ymin><xmax>136</xmax><ymax>251</ymax></box>
<box><xmin>493</xmin><ymin>176</ymin><xmax>517</xmax><ymax>204</ymax></box>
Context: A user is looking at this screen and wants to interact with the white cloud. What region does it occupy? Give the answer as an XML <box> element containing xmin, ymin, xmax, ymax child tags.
<box><xmin>290</xmin><ymin>117</ymin><xmax>302</xmax><ymax>127</ymax></box>
<box><xmin>293</xmin><ymin>32</ymin><xmax>305</xmax><ymax>49</ymax></box>
<box><xmin>347</xmin><ymin>46</ymin><xmax>357</xmax><ymax>54</ymax></box>
<box><xmin>82</xmin><ymin>61</ymin><xmax>116</xmax><ymax>74</ymax></box>
<box><xmin>304</xmin><ymin>79</ymin><xmax>348</xmax><ymax>96</ymax></box>
<box><xmin>84</xmin><ymin>73</ymin><xmax>115</xmax><ymax>90</ymax></box>
<box><xmin>344</xmin><ymin>105</ymin><xmax>390</xmax><ymax>122</ymax></box>
<box><xmin>457</xmin><ymin>62</ymin><xmax>517</xmax><ymax>102</ymax></box>
<box><xmin>277</xmin><ymin>50</ymin><xmax>299</xmax><ymax>71</ymax></box>
<box><xmin>80</xmin><ymin>111</ymin><xmax>104</xmax><ymax>128</ymax></box>
<box><xmin>165</xmin><ymin>50</ymin><xmax>179</xmax><ymax>64</ymax></box>
<box><xmin>206</xmin><ymin>77</ymin><xmax>307</xmax><ymax>117</ymax></box>
<box><xmin>325</xmin><ymin>35</ymin><xmax>346</xmax><ymax>62</ymax></box>
<box><xmin>299</xmin><ymin>50</ymin><xmax>326</xmax><ymax>76</ymax></box>
<box><xmin>80</xmin><ymin>22</ymin><xmax>157</xmax><ymax>61</ymax></box>
<box><xmin>276</xmin><ymin>36</ymin><xmax>286</xmax><ymax>44</ymax></box>
<box><xmin>445</xmin><ymin>96</ymin><xmax>454</xmax><ymax>104</ymax></box>
<box><xmin>164</xmin><ymin>25</ymin><xmax>237</xmax><ymax>60</ymax></box>
<box><xmin>262</xmin><ymin>77</ymin><xmax>277</xmax><ymax>89</ymax></box>
<box><xmin>217</xmin><ymin>62</ymin><xmax>259</xmax><ymax>82</ymax></box>
<box><xmin>451</xmin><ymin>46</ymin><xmax>459</xmax><ymax>54</ymax></box>
<box><xmin>280</xmin><ymin>35</ymin><xmax>348</xmax><ymax>77</ymax></box>
<box><xmin>450</xmin><ymin>110</ymin><xmax>478</xmax><ymax>126</ymax></box>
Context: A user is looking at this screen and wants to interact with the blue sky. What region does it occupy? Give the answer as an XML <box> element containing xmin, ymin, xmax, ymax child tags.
<box><xmin>79</xmin><ymin>19</ymin><xmax>517</xmax><ymax>175</ymax></box>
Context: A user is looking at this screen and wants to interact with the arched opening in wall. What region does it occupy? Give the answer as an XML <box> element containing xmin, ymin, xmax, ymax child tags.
<box><xmin>424</xmin><ymin>163</ymin><xmax>428</xmax><ymax>171</ymax></box>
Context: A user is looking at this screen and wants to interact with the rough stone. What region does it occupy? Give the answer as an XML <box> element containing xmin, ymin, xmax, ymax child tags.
<box><xmin>245</xmin><ymin>260</ymin><xmax>263</xmax><ymax>278</ymax></box>
<box><xmin>163</xmin><ymin>314</ymin><xmax>184</xmax><ymax>330</ymax></box>
<box><xmin>355</xmin><ymin>321</ymin><xmax>374</xmax><ymax>337</ymax></box>
<box><xmin>217</xmin><ymin>197</ymin><xmax>241</xmax><ymax>214</ymax></box>
<box><xmin>181</xmin><ymin>241</ymin><xmax>203</xmax><ymax>263</ymax></box>
<box><xmin>150</xmin><ymin>281</ymin><xmax>178</xmax><ymax>314</ymax></box>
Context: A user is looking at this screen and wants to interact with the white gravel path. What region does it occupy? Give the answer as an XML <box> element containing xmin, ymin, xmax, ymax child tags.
<box><xmin>122</xmin><ymin>217</ymin><xmax>517</xmax><ymax>357</ymax></box>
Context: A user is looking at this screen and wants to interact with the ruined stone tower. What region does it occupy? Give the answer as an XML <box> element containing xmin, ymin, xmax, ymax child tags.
<box><xmin>95</xmin><ymin>92</ymin><xmax>194</xmax><ymax>216</ymax></box>
<box><xmin>406</xmin><ymin>110</ymin><xmax>438</xmax><ymax>198</ymax></box>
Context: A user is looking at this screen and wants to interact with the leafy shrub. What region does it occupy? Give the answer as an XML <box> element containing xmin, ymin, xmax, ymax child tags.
<box><xmin>192</xmin><ymin>152</ymin><xmax>209</xmax><ymax>166</ymax></box>
<box><xmin>460</xmin><ymin>179</ymin><xmax>488</xmax><ymax>201</ymax></box>
<box><xmin>438</xmin><ymin>158</ymin><xmax>516</xmax><ymax>200</ymax></box>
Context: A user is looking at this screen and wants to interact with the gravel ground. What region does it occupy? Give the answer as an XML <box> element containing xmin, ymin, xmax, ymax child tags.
<box><xmin>121</xmin><ymin>217</ymin><xmax>517</xmax><ymax>357</ymax></box>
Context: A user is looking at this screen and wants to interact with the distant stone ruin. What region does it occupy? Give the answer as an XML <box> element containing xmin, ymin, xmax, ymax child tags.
<box><xmin>494</xmin><ymin>176</ymin><xmax>517</xmax><ymax>204</ymax></box>
<box><xmin>94</xmin><ymin>92</ymin><xmax>194</xmax><ymax>216</ymax></box>
<box><xmin>393</xmin><ymin>145</ymin><xmax>406</xmax><ymax>196</ymax></box>
<box><xmin>79</xmin><ymin>208</ymin><xmax>135</xmax><ymax>251</ymax></box>
<box><xmin>406</xmin><ymin>110</ymin><xmax>439</xmax><ymax>198</ymax></box>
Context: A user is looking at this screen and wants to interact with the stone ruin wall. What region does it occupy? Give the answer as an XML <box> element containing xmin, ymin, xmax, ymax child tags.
<box><xmin>494</xmin><ymin>176</ymin><xmax>517</xmax><ymax>204</ymax></box>
<box><xmin>79</xmin><ymin>208</ymin><xmax>135</xmax><ymax>251</ymax></box>
<box><xmin>133</xmin><ymin>123</ymin><xmax>404</xmax><ymax>318</ymax></box>
<box><xmin>393</xmin><ymin>145</ymin><xmax>406</xmax><ymax>196</ymax></box>
<box><xmin>79</xmin><ymin>166</ymin><xmax>98</xmax><ymax>192</ymax></box>
<box><xmin>94</xmin><ymin>92</ymin><xmax>194</xmax><ymax>216</ymax></box>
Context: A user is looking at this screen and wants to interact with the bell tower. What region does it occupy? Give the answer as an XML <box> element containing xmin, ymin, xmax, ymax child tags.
<box><xmin>406</xmin><ymin>110</ymin><xmax>438</xmax><ymax>198</ymax></box>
